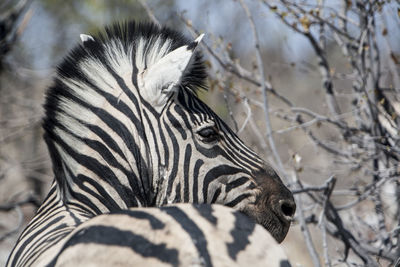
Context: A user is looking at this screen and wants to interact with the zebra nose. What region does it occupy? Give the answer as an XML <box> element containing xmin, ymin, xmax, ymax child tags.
<box><xmin>277</xmin><ymin>199</ymin><xmax>296</xmax><ymax>221</ymax></box>
<box><xmin>269</xmin><ymin>183</ymin><xmax>296</xmax><ymax>223</ymax></box>
<box><xmin>255</xmin><ymin>168</ymin><xmax>296</xmax><ymax>222</ymax></box>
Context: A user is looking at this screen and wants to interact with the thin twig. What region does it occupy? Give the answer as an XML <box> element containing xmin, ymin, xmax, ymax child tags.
<box><xmin>137</xmin><ymin>0</ymin><xmax>160</xmax><ymax>27</ymax></box>
<box><xmin>238</xmin><ymin>98</ymin><xmax>251</xmax><ymax>134</ymax></box>
<box><xmin>318</xmin><ymin>176</ymin><xmax>336</xmax><ymax>267</ymax></box>
<box><xmin>239</xmin><ymin>0</ymin><xmax>287</xmax><ymax>179</ymax></box>
<box><xmin>222</xmin><ymin>81</ymin><xmax>239</xmax><ymax>133</ymax></box>
<box><xmin>291</xmin><ymin>170</ymin><xmax>321</xmax><ymax>267</ymax></box>
<box><xmin>292</xmin><ymin>175</ymin><xmax>335</xmax><ymax>194</ymax></box>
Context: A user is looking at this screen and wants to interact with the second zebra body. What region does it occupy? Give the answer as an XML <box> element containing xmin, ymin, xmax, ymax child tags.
<box><xmin>47</xmin><ymin>204</ymin><xmax>291</xmax><ymax>267</ymax></box>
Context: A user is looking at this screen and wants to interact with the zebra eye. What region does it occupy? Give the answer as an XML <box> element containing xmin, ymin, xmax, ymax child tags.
<box><xmin>197</xmin><ymin>126</ymin><xmax>220</xmax><ymax>143</ymax></box>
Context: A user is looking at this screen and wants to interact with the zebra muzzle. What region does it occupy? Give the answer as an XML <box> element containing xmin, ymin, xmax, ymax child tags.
<box><xmin>248</xmin><ymin>170</ymin><xmax>296</xmax><ymax>243</ymax></box>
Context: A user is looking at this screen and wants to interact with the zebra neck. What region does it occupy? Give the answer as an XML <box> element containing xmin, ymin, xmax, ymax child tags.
<box><xmin>49</xmin><ymin>128</ymin><xmax>152</xmax><ymax>213</ymax></box>
<box><xmin>59</xmin><ymin>168</ymin><xmax>148</xmax><ymax>214</ymax></box>
<box><xmin>7</xmin><ymin>183</ymin><xmax>89</xmax><ymax>267</ymax></box>
<box><xmin>44</xmin><ymin>78</ymin><xmax>155</xmax><ymax>211</ymax></box>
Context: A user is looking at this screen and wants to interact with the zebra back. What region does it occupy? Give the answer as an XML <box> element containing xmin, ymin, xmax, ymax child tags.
<box><xmin>49</xmin><ymin>204</ymin><xmax>291</xmax><ymax>267</ymax></box>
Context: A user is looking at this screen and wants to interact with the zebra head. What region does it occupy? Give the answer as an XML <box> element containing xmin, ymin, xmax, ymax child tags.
<box><xmin>43</xmin><ymin>22</ymin><xmax>295</xmax><ymax>243</ymax></box>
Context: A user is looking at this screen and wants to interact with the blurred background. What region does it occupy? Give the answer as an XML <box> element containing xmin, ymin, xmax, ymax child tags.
<box><xmin>1</xmin><ymin>0</ymin><xmax>399</xmax><ymax>266</ymax></box>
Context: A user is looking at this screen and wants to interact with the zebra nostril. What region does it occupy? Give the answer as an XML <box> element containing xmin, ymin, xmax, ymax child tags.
<box><xmin>279</xmin><ymin>199</ymin><xmax>296</xmax><ymax>220</ymax></box>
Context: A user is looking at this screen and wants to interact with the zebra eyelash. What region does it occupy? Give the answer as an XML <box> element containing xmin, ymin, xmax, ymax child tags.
<box><xmin>195</xmin><ymin>123</ymin><xmax>220</xmax><ymax>143</ymax></box>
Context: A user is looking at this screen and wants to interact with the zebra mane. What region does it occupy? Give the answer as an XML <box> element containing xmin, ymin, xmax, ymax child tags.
<box><xmin>57</xmin><ymin>21</ymin><xmax>206</xmax><ymax>94</ymax></box>
<box><xmin>42</xmin><ymin>21</ymin><xmax>207</xmax><ymax>202</ymax></box>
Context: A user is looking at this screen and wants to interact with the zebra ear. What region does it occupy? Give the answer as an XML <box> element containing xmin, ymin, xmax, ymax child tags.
<box><xmin>139</xmin><ymin>34</ymin><xmax>205</xmax><ymax>107</ymax></box>
<box><xmin>80</xmin><ymin>34</ymin><xmax>95</xmax><ymax>46</ymax></box>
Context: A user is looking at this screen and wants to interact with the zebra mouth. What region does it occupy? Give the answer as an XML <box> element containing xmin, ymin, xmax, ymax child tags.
<box><xmin>261</xmin><ymin>214</ymin><xmax>291</xmax><ymax>243</ymax></box>
<box><xmin>242</xmin><ymin>206</ymin><xmax>291</xmax><ymax>243</ymax></box>
<box><xmin>260</xmin><ymin>216</ymin><xmax>290</xmax><ymax>243</ymax></box>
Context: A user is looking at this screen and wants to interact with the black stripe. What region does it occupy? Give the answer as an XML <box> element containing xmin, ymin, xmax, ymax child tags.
<box><xmin>173</xmin><ymin>103</ymin><xmax>192</xmax><ymax>130</ymax></box>
<box><xmin>202</xmin><ymin>166</ymin><xmax>243</xmax><ymax>202</ymax></box>
<box><xmin>142</xmin><ymin>111</ymin><xmax>161</xmax><ymax>169</ymax></box>
<box><xmin>227</xmin><ymin>210</ymin><xmax>256</xmax><ymax>260</ymax></box>
<box><xmin>88</xmin><ymin>81</ymin><xmax>143</xmax><ymax>139</ymax></box>
<box><xmin>61</xmin><ymin>153</ymin><xmax>122</xmax><ymax>212</ymax></box>
<box><xmin>84</xmin><ymin>123</ymin><xmax>127</xmax><ymax>161</ymax></box>
<box><xmin>140</xmin><ymin>96</ymin><xmax>162</xmax><ymax>118</ymax></box>
<box><xmin>47</xmin><ymin>91</ymin><xmax>142</xmax><ymax>161</ymax></box>
<box><xmin>225</xmin><ymin>193</ymin><xmax>252</xmax><ymax>208</ymax></box>
<box><xmin>167</xmin><ymin>108</ymin><xmax>187</xmax><ymax>140</ymax></box>
<box><xmin>210</xmin><ymin>187</ymin><xmax>222</xmax><ymax>203</ymax></box>
<box><xmin>226</xmin><ymin>177</ymin><xmax>249</xmax><ymax>193</ymax></box>
<box><xmin>68</xmin><ymin>201</ymin><xmax>96</xmax><ymax>217</ymax></box>
<box><xmin>117</xmin><ymin>210</ymin><xmax>165</xmax><ymax>229</ymax></box>
<box><xmin>49</xmin><ymin>226</ymin><xmax>179</xmax><ymax>266</ymax></box>
<box><xmin>24</xmin><ymin>194</ymin><xmax>58</xmax><ymax>228</ymax></box>
<box><xmin>183</xmin><ymin>144</ymin><xmax>191</xmax><ymax>202</ymax></box>
<box><xmin>197</xmin><ymin>99</ymin><xmax>262</xmax><ymax>168</ymax></box>
<box><xmin>163</xmin><ymin>206</ymin><xmax>212</xmax><ymax>266</ymax></box>
<box><xmin>102</xmin><ymin>64</ymin><xmax>142</xmax><ymax>119</ymax></box>
<box><xmin>222</xmin><ymin>141</ymin><xmax>259</xmax><ymax>171</ymax></box>
<box><xmin>164</xmin><ymin>122</ymin><xmax>179</xmax><ymax>202</ymax></box>
<box><xmin>194</xmin><ymin>204</ymin><xmax>217</xmax><ymax>225</ymax></box>
<box><xmin>192</xmin><ymin>159</ymin><xmax>203</xmax><ymax>203</ymax></box>
<box><xmin>131</xmin><ymin>60</ymin><xmax>139</xmax><ymax>89</ymax></box>
<box><xmin>158</xmin><ymin>116</ymin><xmax>169</xmax><ymax>167</ymax></box>
<box><xmin>174</xmin><ymin>182</ymin><xmax>181</xmax><ymax>202</ymax></box>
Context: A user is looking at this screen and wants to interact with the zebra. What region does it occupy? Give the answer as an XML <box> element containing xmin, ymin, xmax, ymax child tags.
<box><xmin>46</xmin><ymin>204</ymin><xmax>291</xmax><ymax>267</ymax></box>
<box><xmin>7</xmin><ymin>21</ymin><xmax>295</xmax><ymax>266</ymax></box>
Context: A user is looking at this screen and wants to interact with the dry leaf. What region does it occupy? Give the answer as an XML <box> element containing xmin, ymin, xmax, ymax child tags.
<box><xmin>299</xmin><ymin>16</ymin><xmax>311</xmax><ymax>32</ymax></box>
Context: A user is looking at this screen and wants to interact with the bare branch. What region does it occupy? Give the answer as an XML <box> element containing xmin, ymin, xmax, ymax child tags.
<box><xmin>137</xmin><ymin>0</ymin><xmax>160</xmax><ymax>27</ymax></box>
<box><xmin>291</xmin><ymin>171</ymin><xmax>321</xmax><ymax>267</ymax></box>
<box><xmin>239</xmin><ymin>0</ymin><xmax>286</xmax><ymax>179</ymax></box>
